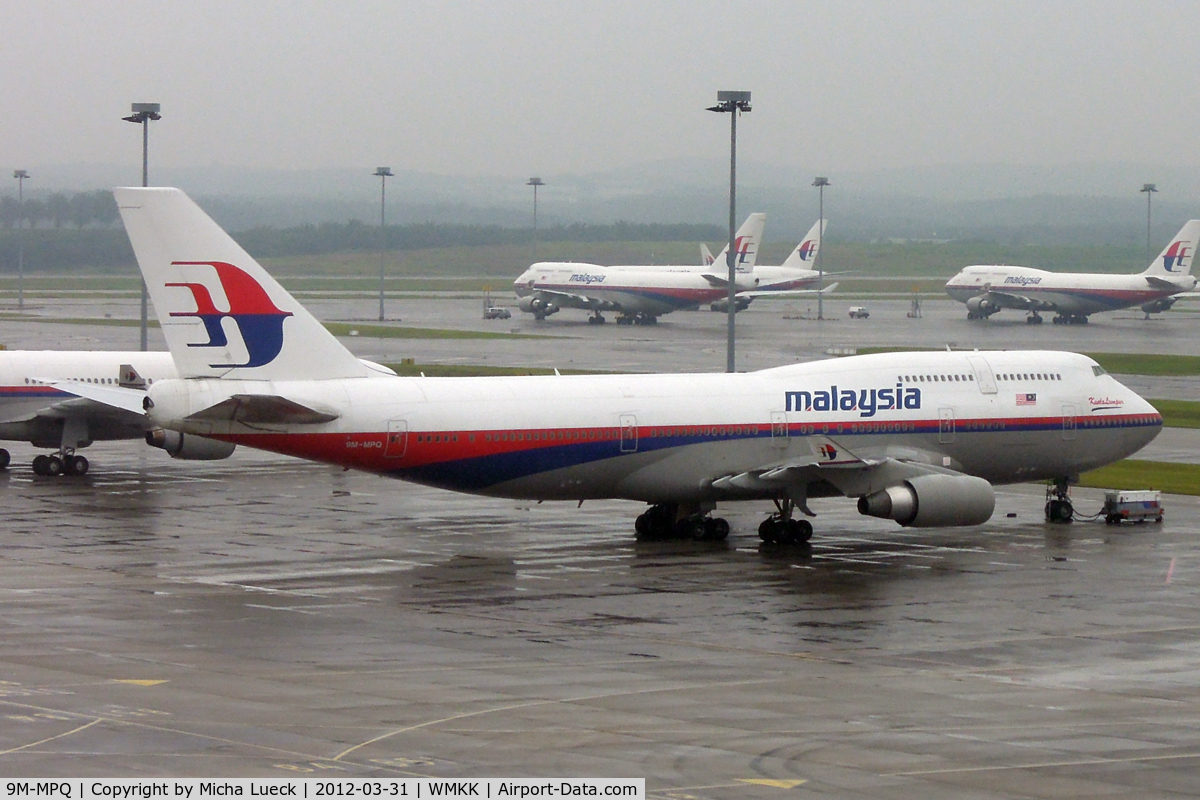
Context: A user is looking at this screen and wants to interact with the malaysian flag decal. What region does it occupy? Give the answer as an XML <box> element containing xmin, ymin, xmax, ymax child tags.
<box><xmin>1016</xmin><ymin>393</ymin><xmax>1037</xmax><ymax>406</ymax></box>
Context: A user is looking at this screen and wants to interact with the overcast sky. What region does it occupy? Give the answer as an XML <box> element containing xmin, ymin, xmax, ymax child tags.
<box><xmin>3</xmin><ymin>1</ymin><xmax>1200</xmax><ymax>180</ymax></box>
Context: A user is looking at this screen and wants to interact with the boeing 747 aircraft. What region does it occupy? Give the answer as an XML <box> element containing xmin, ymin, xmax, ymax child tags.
<box><xmin>106</xmin><ymin>188</ymin><xmax>1160</xmax><ymax>542</ymax></box>
<box><xmin>513</xmin><ymin>214</ymin><xmax>766</xmax><ymax>324</ymax></box>
<box><xmin>946</xmin><ymin>220</ymin><xmax>1200</xmax><ymax>324</ymax></box>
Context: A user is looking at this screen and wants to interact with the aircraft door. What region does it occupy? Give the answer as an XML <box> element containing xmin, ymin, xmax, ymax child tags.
<box><xmin>1062</xmin><ymin>404</ymin><xmax>1077</xmax><ymax>441</ymax></box>
<box><xmin>938</xmin><ymin>407</ymin><xmax>956</xmax><ymax>443</ymax></box>
<box><xmin>967</xmin><ymin>356</ymin><xmax>998</xmax><ymax>394</ymax></box>
<box><xmin>385</xmin><ymin>420</ymin><xmax>408</xmax><ymax>458</ymax></box>
<box><xmin>771</xmin><ymin>411</ymin><xmax>788</xmax><ymax>448</ymax></box>
<box><xmin>619</xmin><ymin>414</ymin><xmax>638</xmax><ymax>452</ymax></box>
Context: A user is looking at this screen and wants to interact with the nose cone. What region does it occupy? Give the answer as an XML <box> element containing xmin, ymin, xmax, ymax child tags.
<box><xmin>1107</xmin><ymin>382</ymin><xmax>1163</xmax><ymax>462</ymax></box>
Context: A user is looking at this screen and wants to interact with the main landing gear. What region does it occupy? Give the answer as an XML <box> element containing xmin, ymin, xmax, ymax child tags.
<box><xmin>1045</xmin><ymin>478</ymin><xmax>1074</xmax><ymax>523</ymax></box>
<box><xmin>1026</xmin><ymin>312</ymin><xmax>1043</xmax><ymax>324</ymax></box>
<box><xmin>29</xmin><ymin>417</ymin><xmax>91</xmax><ymax>477</ymax></box>
<box><xmin>634</xmin><ymin>503</ymin><xmax>729</xmax><ymax>541</ymax></box>
<box><xmin>32</xmin><ymin>451</ymin><xmax>89</xmax><ymax>477</ymax></box>
<box><xmin>616</xmin><ymin>313</ymin><xmax>658</xmax><ymax>326</ymax></box>
<box><xmin>758</xmin><ymin>496</ymin><xmax>813</xmax><ymax>545</ymax></box>
<box><xmin>588</xmin><ymin>311</ymin><xmax>607</xmax><ymax>325</ymax></box>
<box><xmin>1052</xmin><ymin>314</ymin><xmax>1089</xmax><ymax>325</ymax></box>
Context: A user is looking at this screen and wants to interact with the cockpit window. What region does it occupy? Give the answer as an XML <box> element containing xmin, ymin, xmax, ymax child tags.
<box><xmin>1092</xmin><ymin>365</ymin><xmax>1107</xmax><ymax>376</ymax></box>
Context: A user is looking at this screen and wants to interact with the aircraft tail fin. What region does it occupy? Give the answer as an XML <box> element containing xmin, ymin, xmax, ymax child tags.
<box><xmin>1143</xmin><ymin>220</ymin><xmax>1200</xmax><ymax>277</ymax></box>
<box><xmin>710</xmin><ymin>212</ymin><xmax>766</xmax><ymax>274</ymax></box>
<box><xmin>700</xmin><ymin>242</ymin><xmax>715</xmax><ymax>266</ymax></box>
<box><xmin>781</xmin><ymin>219</ymin><xmax>827</xmax><ymax>268</ymax></box>
<box><xmin>114</xmin><ymin>187</ymin><xmax>370</xmax><ymax>381</ymax></box>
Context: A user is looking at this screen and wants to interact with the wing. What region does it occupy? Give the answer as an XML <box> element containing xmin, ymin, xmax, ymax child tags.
<box><xmin>972</xmin><ymin>289</ymin><xmax>1052</xmax><ymax>311</ymax></box>
<box><xmin>740</xmin><ymin>282</ymin><xmax>840</xmax><ymax>299</ymax></box>
<box><xmin>710</xmin><ymin>435</ymin><xmax>967</xmax><ymax>506</ymax></box>
<box><xmin>532</xmin><ymin>288</ymin><xmax>619</xmax><ymax>311</ymax></box>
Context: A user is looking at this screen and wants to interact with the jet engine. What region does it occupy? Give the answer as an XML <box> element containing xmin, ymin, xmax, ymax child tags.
<box><xmin>710</xmin><ymin>296</ymin><xmax>751</xmax><ymax>313</ymax></box>
<box><xmin>965</xmin><ymin>296</ymin><xmax>997</xmax><ymax>316</ymax></box>
<box><xmin>857</xmin><ymin>473</ymin><xmax>995</xmax><ymax>527</ymax></box>
<box><xmin>518</xmin><ymin>295</ymin><xmax>560</xmax><ymax>317</ymax></box>
<box><xmin>146</xmin><ymin>428</ymin><xmax>237</xmax><ymax>460</ymax></box>
<box><xmin>1140</xmin><ymin>296</ymin><xmax>1177</xmax><ymax>315</ymax></box>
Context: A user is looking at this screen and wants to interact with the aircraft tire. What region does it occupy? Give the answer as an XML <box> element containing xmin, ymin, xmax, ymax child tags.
<box><xmin>1046</xmin><ymin>498</ymin><xmax>1074</xmax><ymax>523</ymax></box>
<box><xmin>708</xmin><ymin>517</ymin><xmax>730</xmax><ymax>541</ymax></box>
<box><xmin>790</xmin><ymin>519</ymin><xmax>813</xmax><ymax>543</ymax></box>
<box><xmin>66</xmin><ymin>455</ymin><xmax>89</xmax><ymax>477</ymax></box>
<box><xmin>0</xmin><ymin>448</ymin><xmax>9</xmax><ymax>470</ymax></box>
<box><xmin>44</xmin><ymin>455</ymin><xmax>64</xmax><ymax>477</ymax></box>
<box><xmin>32</xmin><ymin>455</ymin><xmax>49</xmax><ymax>476</ymax></box>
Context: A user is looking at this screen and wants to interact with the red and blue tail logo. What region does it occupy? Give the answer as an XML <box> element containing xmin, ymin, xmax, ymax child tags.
<box><xmin>167</xmin><ymin>261</ymin><xmax>293</xmax><ymax>368</ymax></box>
<box><xmin>797</xmin><ymin>239</ymin><xmax>817</xmax><ymax>262</ymax></box>
<box><xmin>736</xmin><ymin>235</ymin><xmax>753</xmax><ymax>264</ymax></box>
<box><xmin>1163</xmin><ymin>241</ymin><xmax>1193</xmax><ymax>272</ymax></box>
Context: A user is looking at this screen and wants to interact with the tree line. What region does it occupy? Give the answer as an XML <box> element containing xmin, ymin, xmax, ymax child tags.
<box><xmin>0</xmin><ymin>190</ymin><xmax>119</xmax><ymax>230</ymax></box>
<box><xmin>0</xmin><ymin>191</ymin><xmax>725</xmax><ymax>272</ymax></box>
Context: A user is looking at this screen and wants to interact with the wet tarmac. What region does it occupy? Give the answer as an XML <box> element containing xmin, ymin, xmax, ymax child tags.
<box><xmin>1</xmin><ymin>298</ymin><xmax>1199</xmax><ymax>795</ymax></box>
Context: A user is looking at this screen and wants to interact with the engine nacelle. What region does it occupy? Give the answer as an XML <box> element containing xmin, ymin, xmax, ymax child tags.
<box><xmin>518</xmin><ymin>295</ymin><xmax>560</xmax><ymax>316</ymax></box>
<box><xmin>710</xmin><ymin>296</ymin><xmax>751</xmax><ymax>313</ymax></box>
<box><xmin>146</xmin><ymin>428</ymin><xmax>237</xmax><ymax>460</ymax></box>
<box><xmin>965</xmin><ymin>296</ymin><xmax>996</xmax><ymax>315</ymax></box>
<box><xmin>1141</xmin><ymin>296</ymin><xmax>1177</xmax><ymax>315</ymax></box>
<box><xmin>857</xmin><ymin>474</ymin><xmax>995</xmax><ymax>527</ymax></box>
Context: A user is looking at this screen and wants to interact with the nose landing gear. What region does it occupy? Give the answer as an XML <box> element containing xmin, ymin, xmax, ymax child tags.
<box><xmin>1045</xmin><ymin>478</ymin><xmax>1074</xmax><ymax>523</ymax></box>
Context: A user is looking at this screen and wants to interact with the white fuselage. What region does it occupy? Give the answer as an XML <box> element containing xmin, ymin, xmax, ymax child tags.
<box><xmin>946</xmin><ymin>264</ymin><xmax>1196</xmax><ymax>316</ymax></box>
<box><xmin>146</xmin><ymin>350</ymin><xmax>1159</xmax><ymax>503</ymax></box>
<box><xmin>513</xmin><ymin>262</ymin><xmax>759</xmax><ymax>316</ymax></box>
<box><xmin>513</xmin><ymin>263</ymin><xmax>819</xmax><ymax>317</ymax></box>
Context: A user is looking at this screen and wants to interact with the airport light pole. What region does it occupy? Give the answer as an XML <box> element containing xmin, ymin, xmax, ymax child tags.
<box><xmin>813</xmin><ymin>176</ymin><xmax>830</xmax><ymax>320</ymax></box>
<box><xmin>375</xmin><ymin>167</ymin><xmax>393</xmax><ymax>321</ymax></box>
<box><xmin>1141</xmin><ymin>183</ymin><xmax>1157</xmax><ymax>266</ymax></box>
<box><xmin>527</xmin><ymin>177</ymin><xmax>544</xmax><ymax>263</ymax></box>
<box><xmin>13</xmin><ymin>170</ymin><xmax>29</xmax><ymax>310</ymax></box>
<box><xmin>123</xmin><ymin>102</ymin><xmax>161</xmax><ymax>351</ymax></box>
<box><xmin>707</xmin><ymin>90</ymin><xmax>751</xmax><ymax>373</ymax></box>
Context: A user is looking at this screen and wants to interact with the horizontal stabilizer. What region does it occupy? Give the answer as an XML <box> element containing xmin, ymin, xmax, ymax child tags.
<box><xmin>1145</xmin><ymin>275</ymin><xmax>1190</xmax><ymax>291</ymax></box>
<box><xmin>187</xmin><ymin>394</ymin><xmax>339</xmax><ymax>425</ymax></box>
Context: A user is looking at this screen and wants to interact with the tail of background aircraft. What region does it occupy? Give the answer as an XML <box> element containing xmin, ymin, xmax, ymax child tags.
<box><xmin>700</xmin><ymin>243</ymin><xmax>715</xmax><ymax>266</ymax></box>
<box><xmin>710</xmin><ymin>212</ymin><xmax>766</xmax><ymax>273</ymax></box>
<box><xmin>1142</xmin><ymin>220</ymin><xmax>1200</xmax><ymax>277</ymax></box>
<box><xmin>781</xmin><ymin>220</ymin><xmax>827</xmax><ymax>268</ymax></box>
<box><xmin>114</xmin><ymin>187</ymin><xmax>370</xmax><ymax>382</ymax></box>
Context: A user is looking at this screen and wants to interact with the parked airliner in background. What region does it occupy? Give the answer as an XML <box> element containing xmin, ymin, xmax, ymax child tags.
<box><xmin>710</xmin><ymin>219</ymin><xmax>831</xmax><ymax>312</ymax></box>
<box><xmin>103</xmin><ymin>187</ymin><xmax>1161</xmax><ymax>543</ymax></box>
<box><xmin>946</xmin><ymin>220</ymin><xmax>1200</xmax><ymax>324</ymax></box>
<box><xmin>513</xmin><ymin>214</ymin><xmax>766</xmax><ymax>325</ymax></box>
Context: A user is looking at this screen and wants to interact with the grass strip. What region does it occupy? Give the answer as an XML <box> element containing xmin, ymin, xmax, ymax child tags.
<box><xmin>1148</xmin><ymin>399</ymin><xmax>1200</xmax><ymax>429</ymax></box>
<box><xmin>1077</xmin><ymin>459</ymin><xmax>1200</xmax><ymax>496</ymax></box>
<box><xmin>0</xmin><ymin>314</ymin><xmax>541</xmax><ymax>341</ymax></box>
<box><xmin>853</xmin><ymin>347</ymin><xmax>1200</xmax><ymax>377</ymax></box>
